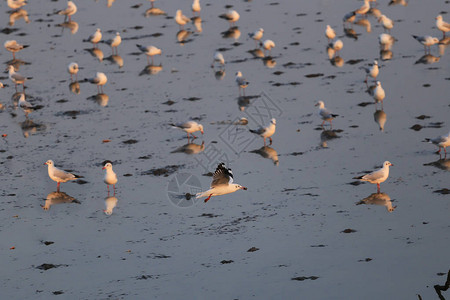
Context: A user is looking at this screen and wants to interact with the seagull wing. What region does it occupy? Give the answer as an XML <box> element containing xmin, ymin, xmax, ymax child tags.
<box><xmin>211</xmin><ymin>163</ymin><xmax>233</xmax><ymax>187</ymax></box>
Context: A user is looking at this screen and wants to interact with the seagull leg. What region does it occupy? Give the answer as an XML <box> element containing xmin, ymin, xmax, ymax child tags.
<box><xmin>269</xmin><ymin>137</ymin><xmax>273</xmax><ymax>145</ymax></box>
<box><xmin>113</xmin><ymin>185</ymin><xmax>116</xmax><ymax>195</ymax></box>
<box><xmin>330</xmin><ymin>120</ymin><xmax>333</xmax><ymax>129</ymax></box>
<box><xmin>204</xmin><ymin>194</ymin><xmax>212</xmax><ymax>203</ymax></box>
<box><xmin>263</xmin><ymin>137</ymin><xmax>266</xmax><ymax>146</ymax></box>
<box><xmin>57</xmin><ymin>182</ymin><xmax>60</xmax><ymax>192</ymax></box>
<box><xmin>191</xmin><ymin>133</ymin><xmax>197</xmax><ymax>139</ymax></box>
<box><xmin>377</xmin><ymin>183</ymin><xmax>380</xmax><ymax>193</ymax></box>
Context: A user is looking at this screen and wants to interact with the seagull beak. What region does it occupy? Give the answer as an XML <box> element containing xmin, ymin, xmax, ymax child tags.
<box><xmin>201</xmin><ymin>130</ymin><xmax>204</xmax><ymax>134</ymax></box>
<box><xmin>241</xmin><ymin>187</ymin><xmax>247</xmax><ymax>190</ymax></box>
<box><xmin>102</xmin><ymin>166</ymin><xmax>106</xmax><ymax>170</ymax></box>
<box><xmin>44</xmin><ymin>162</ymin><xmax>47</xmax><ymax>165</ymax></box>
<box><xmin>390</xmin><ymin>163</ymin><xmax>394</xmax><ymax>166</ymax></box>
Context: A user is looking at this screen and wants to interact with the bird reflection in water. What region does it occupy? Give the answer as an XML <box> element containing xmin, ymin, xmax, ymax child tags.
<box><xmin>374</xmin><ymin>109</ymin><xmax>387</xmax><ymax>131</ymax></box>
<box><xmin>171</xmin><ymin>141</ymin><xmax>205</xmax><ymax>155</ymax></box>
<box><xmin>221</xmin><ymin>27</ymin><xmax>241</xmax><ymax>41</ymax></box>
<box><xmin>57</xmin><ymin>21</ymin><xmax>79</xmax><ymax>35</ymax></box>
<box><xmin>104</xmin><ymin>195</ymin><xmax>118</xmax><ymax>215</ymax></box>
<box><xmin>355</xmin><ymin>18</ymin><xmax>371</xmax><ymax>33</ymax></box>
<box><xmin>424</xmin><ymin>158</ymin><xmax>450</xmax><ymax>171</ymax></box>
<box><xmin>42</xmin><ymin>191</ymin><xmax>80</xmax><ymax>210</ymax></box>
<box><xmin>356</xmin><ymin>192</ymin><xmax>396</xmax><ymax>212</ymax></box>
<box><xmin>20</xmin><ymin>118</ymin><xmax>46</xmax><ymax>138</ymax></box>
<box><xmin>344</xmin><ymin>27</ymin><xmax>358</xmax><ymax>40</ymax></box>
<box><xmin>249</xmin><ymin>48</ymin><xmax>265</xmax><ymax>59</ymax></box>
<box><xmin>415</xmin><ymin>54</ymin><xmax>440</xmax><ymax>65</ymax></box>
<box><xmin>176</xmin><ymin>30</ymin><xmax>192</xmax><ymax>45</ymax></box>
<box><xmin>9</xmin><ymin>9</ymin><xmax>30</xmax><ymax>26</ymax></box>
<box><xmin>87</xmin><ymin>93</ymin><xmax>109</xmax><ymax>107</ymax></box>
<box><xmin>85</xmin><ymin>47</ymin><xmax>104</xmax><ymax>62</ymax></box>
<box><xmin>263</xmin><ymin>57</ymin><xmax>276</xmax><ymax>68</ymax></box>
<box><xmin>320</xmin><ymin>129</ymin><xmax>340</xmax><ymax>148</ymax></box>
<box><xmin>105</xmin><ymin>54</ymin><xmax>124</xmax><ymax>68</ymax></box>
<box><xmin>250</xmin><ymin>146</ymin><xmax>279</xmax><ymax>166</ymax></box>
<box><xmin>69</xmin><ymin>81</ymin><xmax>80</xmax><ymax>94</ymax></box>
<box><xmin>192</xmin><ymin>16</ymin><xmax>202</xmax><ymax>33</ymax></box>
<box><xmin>237</xmin><ymin>95</ymin><xmax>250</xmax><ymax>111</ymax></box>
<box><xmin>145</xmin><ymin>7</ymin><xmax>166</xmax><ymax>16</ymax></box>
<box><xmin>139</xmin><ymin>64</ymin><xmax>163</xmax><ymax>76</ymax></box>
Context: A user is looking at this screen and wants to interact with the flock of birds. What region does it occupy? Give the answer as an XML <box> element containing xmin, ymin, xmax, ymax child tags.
<box><xmin>1</xmin><ymin>0</ymin><xmax>450</xmax><ymax>208</ymax></box>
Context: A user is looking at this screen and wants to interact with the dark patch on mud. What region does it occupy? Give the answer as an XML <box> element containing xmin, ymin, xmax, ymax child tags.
<box><xmin>141</xmin><ymin>165</ymin><xmax>182</xmax><ymax>176</ymax></box>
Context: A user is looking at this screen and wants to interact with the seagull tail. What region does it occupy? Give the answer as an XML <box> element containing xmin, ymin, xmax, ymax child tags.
<box><xmin>196</xmin><ymin>191</ymin><xmax>207</xmax><ymax>199</ymax></box>
<box><xmin>331</xmin><ymin>114</ymin><xmax>339</xmax><ymax>118</ymax></box>
<box><xmin>352</xmin><ymin>175</ymin><xmax>364</xmax><ymax>180</ymax></box>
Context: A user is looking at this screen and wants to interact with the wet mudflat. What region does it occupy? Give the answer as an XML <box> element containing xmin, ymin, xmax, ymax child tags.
<box><xmin>0</xmin><ymin>0</ymin><xmax>449</xmax><ymax>299</ymax></box>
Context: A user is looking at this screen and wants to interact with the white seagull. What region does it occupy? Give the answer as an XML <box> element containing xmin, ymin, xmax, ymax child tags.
<box><xmin>325</xmin><ymin>25</ymin><xmax>336</xmax><ymax>42</ymax></box>
<box><xmin>18</xmin><ymin>93</ymin><xmax>32</xmax><ymax>115</ymax></box>
<box><xmin>192</xmin><ymin>0</ymin><xmax>201</xmax><ymax>16</ymax></box>
<box><xmin>8</xmin><ymin>65</ymin><xmax>27</xmax><ymax>90</ymax></box>
<box><xmin>249</xmin><ymin>118</ymin><xmax>276</xmax><ymax>146</ymax></box>
<box><xmin>58</xmin><ymin>1</ymin><xmax>77</xmax><ymax>22</ymax></box>
<box><xmin>353</xmin><ymin>161</ymin><xmax>393</xmax><ymax>193</ymax></box>
<box><xmin>175</xmin><ymin>10</ymin><xmax>190</xmax><ymax>29</ymax></box>
<box><xmin>378</xmin><ymin>15</ymin><xmax>394</xmax><ymax>32</ymax></box>
<box><xmin>67</xmin><ymin>62</ymin><xmax>79</xmax><ymax>81</ymax></box>
<box><xmin>89</xmin><ymin>72</ymin><xmax>107</xmax><ymax>93</ymax></box>
<box><xmin>219</xmin><ymin>10</ymin><xmax>240</xmax><ymax>27</ymax></box>
<box><xmin>103</xmin><ymin>162</ymin><xmax>118</xmax><ymax>194</ymax></box>
<box><xmin>261</xmin><ymin>39</ymin><xmax>275</xmax><ymax>56</ymax></box>
<box><xmin>4</xmin><ymin>40</ymin><xmax>29</xmax><ymax>60</ymax></box>
<box><xmin>136</xmin><ymin>44</ymin><xmax>161</xmax><ymax>64</ymax></box>
<box><xmin>412</xmin><ymin>35</ymin><xmax>439</xmax><ymax>53</ymax></box>
<box><xmin>170</xmin><ymin>121</ymin><xmax>204</xmax><ymax>139</ymax></box>
<box><xmin>373</xmin><ymin>81</ymin><xmax>385</xmax><ymax>104</ymax></box>
<box><xmin>378</xmin><ymin>33</ymin><xmax>395</xmax><ymax>50</ymax></box>
<box><xmin>211</xmin><ymin>52</ymin><xmax>225</xmax><ymax>68</ymax></box>
<box><xmin>361</xmin><ymin>60</ymin><xmax>379</xmax><ymax>82</ymax></box>
<box><xmin>196</xmin><ymin>163</ymin><xmax>247</xmax><ymax>203</ymax></box>
<box><xmin>105</xmin><ymin>32</ymin><xmax>121</xmax><ymax>55</ymax></box>
<box><xmin>315</xmin><ymin>101</ymin><xmax>338</xmax><ymax>128</ymax></box>
<box><xmin>235</xmin><ymin>71</ymin><xmax>249</xmax><ymax>96</ymax></box>
<box><xmin>355</xmin><ymin>0</ymin><xmax>370</xmax><ymax>16</ymax></box>
<box><xmin>436</xmin><ymin>15</ymin><xmax>450</xmax><ymax>38</ymax></box>
<box><xmin>249</xmin><ymin>28</ymin><xmax>264</xmax><ymax>47</ymax></box>
<box><xmin>7</xmin><ymin>0</ymin><xmax>27</xmax><ymax>10</ymax></box>
<box><xmin>86</xmin><ymin>28</ymin><xmax>102</xmax><ymax>48</ymax></box>
<box><xmin>45</xmin><ymin>160</ymin><xmax>79</xmax><ymax>192</ymax></box>
<box><xmin>425</xmin><ymin>131</ymin><xmax>450</xmax><ymax>155</ymax></box>
<box><xmin>329</xmin><ymin>39</ymin><xmax>343</xmax><ymax>57</ymax></box>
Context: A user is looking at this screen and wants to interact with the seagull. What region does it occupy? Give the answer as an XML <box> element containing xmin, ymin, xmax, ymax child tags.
<box><xmin>211</xmin><ymin>51</ymin><xmax>225</xmax><ymax>68</ymax></box>
<box><xmin>44</xmin><ymin>160</ymin><xmax>79</xmax><ymax>192</ymax></box>
<box><xmin>175</xmin><ymin>10</ymin><xmax>190</xmax><ymax>29</ymax></box>
<box><xmin>425</xmin><ymin>131</ymin><xmax>450</xmax><ymax>155</ymax></box>
<box><xmin>85</xmin><ymin>28</ymin><xmax>102</xmax><ymax>48</ymax></box>
<box><xmin>196</xmin><ymin>163</ymin><xmax>247</xmax><ymax>203</ymax></box>
<box><xmin>330</xmin><ymin>39</ymin><xmax>343</xmax><ymax>57</ymax></box>
<box><xmin>235</xmin><ymin>71</ymin><xmax>249</xmax><ymax>96</ymax></box>
<box><xmin>7</xmin><ymin>0</ymin><xmax>27</xmax><ymax>10</ymax></box>
<box><xmin>360</xmin><ymin>60</ymin><xmax>379</xmax><ymax>82</ymax></box>
<box><xmin>249</xmin><ymin>28</ymin><xmax>264</xmax><ymax>47</ymax></box>
<box><xmin>58</xmin><ymin>1</ymin><xmax>77</xmax><ymax>22</ymax></box>
<box><xmin>378</xmin><ymin>15</ymin><xmax>394</xmax><ymax>32</ymax></box>
<box><xmin>170</xmin><ymin>121</ymin><xmax>204</xmax><ymax>139</ymax></box>
<box><xmin>343</xmin><ymin>11</ymin><xmax>356</xmax><ymax>26</ymax></box>
<box><xmin>18</xmin><ymin>93</ymin><xmax>32</xmax><ymax>116</ymax></box>
<box><xmin>373</xmin><ymin>81</ymin><xmax>385</xmax><ymax>104</ymax></box>
<box><xmin>378</xmin><ymin>33</ymin><xmax>395</xmax><ymax>50</ymax></box>
<box><xmin>4</xmin><ymin>40</ymin><xmax>29</xmax><ymax>60</ymax></box>
<box><xmin>105</xmin><ymin>32</ymin><xmax>121</xmax><ymax>55</ymax></box>
<box><xmin>315</xmin><ymin>101</ymin><xmax>338</xmax><ymax>128</ymax></box>
<box><xmin>261</xmin><ymin>39</ymin><xmax>275</xmax><ymax>56</ymax></box>
<box><xmin>355</xmin><ymin>0</ymin><xmax>370</xmax><ymax>17</ymax></box>
<box><xmin>412</xmin><ymin>35</ymin><xmax>439</xmax><ymax>53</ymax></box>
<box><xmin>67</xmin><ymin>62</ymin><xmax>79</xmax><ymax>81</ymax></box>
<box><xmin>249</xmin><ymin>118</ymin><xmax>276</xmax><ymax>146</ymax></box>
<box><xmin>436</xmin><ymin>15</ymin><xmax>450</xmax><ymax>38</ymax></box>
<box><xmin>192</xmin><ymin>0</ymin><xmax>201</xmax><ymax>16</ymax></box>
<box><xmin>219</xmin><ymin>10</ymin><xmax>240</xmax><ymax>27</ymax></box>
<box><xmin>88</xmin><ymin>72</ymin><xmax>107</xmax><ymax>93</ymax></box>
<box><xmin>325</xmin><ymin>25</ymin><xmax>336</xmax><ymax>42</ymax></box>
<box><xmin>353</xmin><ymin>161</ymin><xmax>393</xmax><ymax>193</ymax></box>
<box><xmin>136</xmin><ymin>44</ymin><xmax>161</xmax><ymax>64</ymax></box>
<box><xmin>7</xmin><ymin>65</ymin><xmax>27</xmax><ymax>90</ymax></box>
<box><xmin>103</xmin><ymin>162</ymin><xmax>118</xmax><ymax>195</ymax></box>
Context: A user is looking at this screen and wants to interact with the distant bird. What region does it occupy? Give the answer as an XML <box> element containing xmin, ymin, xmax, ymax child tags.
<box><xmin>103</xmin><ymin>162</ymin><xmax>118</xmax><ymax>194</ymax></box>
<box><xmin>355</xmin><ymin>0</ymin><xmax>370</xmax><ymax>16</ymax></box>
<box><xmin>8</xmin><ymin>65</ymin><xmax>27</xmax><ymax>90</ymax></box>
<box><xmin>192</xmin><ymin>0</ymin><xmax>201</xmax><ymax>16</ymax></box>
<box><xmin>378</xmin><ymin>33</ymin><xmax>395</xmax><ymax>50</ymax></box>
<box><xmin>219</xmin><ymin>10</ymin><xmax>240</xmax><ymax>27</ymax></box>
<box><xmin>412</xmin><ymin>35</ymin><xmax>439</xmax><ymax>53</ymax></box>
<box><xmin>136</xmin><ymin>44</ymin><xmax>161</xmax><ymax>64</ymax></box>
<box><xmin>211</xmin><ymin>51</ymin><xmax>225</xmax><ymax>68</ymax></box>
<box><xmin>353</xmin><ymin>161</ymin><xmax>393</xmax><ymax>193</ymax></box>
<box><xmin>261</xmin><ymin>39</ymin><xmax>275</xmax><ymax>56</ymax></box>
<box><xmin>88</xmin><ymin>72</ymin><xmax>107</xmax><ymax>93</ymax></box>
<box><xmin>170</xmin><ymin>121</ymin><xmax>204</xmax><ymax>139</ymax></box>
<box><xmin>343</xmin><ymin>11</ymin><xmax>356</xmax><ymax>26</ymax></box>
<box><xmin>425</xmin><ymin>131</ymin><xmax>450</xmax><ymax>155</ymax></box>
<box><xmin>4</xmin><ymin>40</ymin><xmax>29</xmax><ymax>60</ymax></box>
<box><xmin>235</xmin><ymin>71</ymin><xmax>249</xmax><ymax>96</ymax></box>
<box><xmin>378</xmin><ymin>14</ymin><xmax>394</xmax><ymax>32</ymax></box>
<box><xmin>7</xmin><ymin>0</ymin><xmax>27</xmax><ymax>10</ymax></box>
<box><xmin>85</xmin><ymin>28</ymin><xmax>102</xmax><ymax>48</ymax></box>
<box><xmin>330</xmin><ymin>39</ymin><xmax>343</xmax><ymax>57</ymax></box>
<box><xmin>249</xmin><ymin>28</ymin><xmax>264</xmax><ymax>47</ymax></box>
<box><xmin>18</xmin><ymin>93</ymin><xmax>32</xmax><ymax>110</ymax></box>
<box><xmin>58</xmin><ymin>1</ymin><xmax>77</xmax><ymax>22</ymax></box>
<box><xmin>360</xmin><ymin>60</ymin><xmax>379</xmax><ymax>82</ymax></box>
<box><xmin>325</xmin><ymin>25</ymin><xmax>336</xmax><ymax>42</ymax></box>
<box><xmin>373</xmin><ymin>81</ymin><xmax>385</xmax><ymax>104</ymax></box>
<box><xmin>315</xmin><ymin>101</ymin><xmax>338</xmax><ymax>128</ymax></box>
<box><xmin>196</xmin><ymin>163</ymin><xmax>247</xmax><ymax>203</ymax></box>
<box><xmin>436</xmin><ymin>15</ymin><xmax>450</xmax><ymax>38</ymax></box>
<box><xmin>175</xmin><ymin>10</ymin><xmax>190</xmax><ymax>29</ymax></box>
<box><xmin>67</xmin><ymin>62</ymin><xmax>79</xmax><ymax>81</ymax></box>
<box><xmin>249</xmin><ymin>118</ymin><xmax>277</xmax><ymax>146</ymax></box>
<box><xmin>105</xmin><ymin>32</ymin><xmax>121</xmax><ymax>55</ymax></box>
<box><xmin>44</xmin><ymin>160</ymin><xmax>79</xmax><ymax>192</ymax></box>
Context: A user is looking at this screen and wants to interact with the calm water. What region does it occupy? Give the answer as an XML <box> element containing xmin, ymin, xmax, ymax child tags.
<box><xmin>0</xmin><ymin>0</ymin><xmax>449</xmax><ymax>299</ymax></box>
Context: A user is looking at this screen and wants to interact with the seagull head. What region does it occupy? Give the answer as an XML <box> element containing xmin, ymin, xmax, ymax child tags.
<box><xmin>315</xmin><ymin>100</ymin><xmax>325</xmax><ymax>108</ymax></box>
<box><xmin>234</xmin><ymin>184</ymin><xmax>247</xmax><ymax>191</ymax></box>
<box><xmin>271</xmin><ymin>118</ymin><xmax>276</xmax><ymax>125</ymax></box>
<box><xmin>384</xmin><ymin>161</ymin><xmax>393</xmax><ymax>167</ymax></box>
<box><xmin>436</xmin><ymin>15</ymin><xmax>442</xmax><ymax>21</ymax></box>
<box><xmin>373</xmin><ymin>60</ymin><xmax>378</xmax><ymax>65</ymax></box>
<box><xmin>102</xmin><ymin>162</ymin><xmax>113</xmax><ymax>170</ymax></box>
<box><xmin>235</xmin><ymin>71</ymin><xmax>242</xmax><ymax>77</ymax></box>
<box><xmin>44</xmin><ymin>160</ymin><xmax>54</xmax><ymax>166</ymax></box>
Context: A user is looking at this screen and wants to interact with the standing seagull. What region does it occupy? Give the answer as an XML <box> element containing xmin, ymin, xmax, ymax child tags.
<box><xmin>103</xmin><ymin>162</ymin><xmax>118</xmax><ymax>195</ymax></box>
<box><xmin>330</xmin><ymin>39</ymin><xmax>343</xmax><ymax>57</ymax></box>
<box><xmin>44</xmin><ymin>160</ymin><xmax>79</xmax><ymax>192</ymax></box>
<box><xmin>85</xmin><ymin>28</ymin><xmax>102</xmax><ymax>48</ymax></box>
<box><xmin>4</xmin><ymin>40</ymin><xmax>29</xmax><ymax>60</ymax></box>
<box><xmin>7</xmin><ymin>0</ymin><xmax>27</xmax><ymax>10</ymax></box>
<box><xmin>325</xmin><ymin>25</ymin><xmax>336</xmax><ymax>42</ymax></box>
<box><xmin>18</xmin><ymin>93</ymin><xmax>33</xmax><ymax>116</ymax></box>
<box><xmin>360</xmin><ymin>60</ymin><xmax>379</xmax><ymax>83</ymax></box>
<box><xmin>355</xmin><ymin>0</ymin><xmax>370</xmax><ymax>17</ymax></box>
<box><xmin>353</xmin><ymin>161</ymin><xmax>393</xmax><ymax>193</ymax></box>
<box><xmin>378</xmin><ymin>15</ymin><xmax>394</xmax><ymax>32</ymax></box>
<box><xmin>261</xmin><ymin>39</ymin><xmax>275</xmax><ymax>56</ymax></box>
<box><xmin>105</xmin><ymin>32</ymin><xmax>121</xmax><ymax>55</ymax></box>
<box><xmin>58</xmin><ymin>1</ymin><xmax>77</xmax><ymax>22</ymax></box>
<box><xmin>219</xmin><ymin>10</ymin><xmax>240</xmax><ymax>27</ymax></box>
<box><xmin>249</xmin><ymin>28</ymin><xmax>264</xmax><ymax>47</ymax></box>
<box><xmin>315</xmin><ymin>101</ymin><xmax>338</xmax><ymax>128</ymax></box>
<box><xmin>196</xmin><ymin>163</ymin><xmax>247</xmax><ymax>203</ymax></box>
<box><xmin>436</xmin><ymin>15</ymin><xmax>450</xmax><ymax>38</ymax></box>
<box><xmin>373</xmin><ymin>81</ymin><xmax>385</xmax><ymax>105</ymax></box>
<box><xmin>412</xmin><ymin>35</ymin><xmax>439</xmax><ymax>53</ymax></box>
<box><xmin>235</xmin><ymin>71</ymin><xmax>249</xmax><ymax>96</ymax></box>
<box><xmin>89</xmin><ymin>72</ymin><xmax>107</xmax><ymax>93</ymax></box>
<box><xmin>136</xmin><ymin>44</ymin><xmax>162</xmax><ymax>64</ymax></box>
<box><xmin>67</xmin><ymin>62</ymin><xmax>79</xmax><ymax>81</ymax></box>
<box><xmin>425</xmin><ymin>131</ymin><xmax>450</xmax><ymax>155</ymax></box>
<box><xmin>249</xmin><ymin>118</ymin><xmax>276</xmax><ymax>146</ymax></box>
<box><xmin>170</xmin><ymin>121</ymin><xmax>204</xmax><ymax>139</ymax></box>
<box><xmin>8</xmin><ymin>65</ymin><xmax>27</xmax><ymax>91</ymax></box>
<box><xmin>211</xmin><ymin>52</ymin><xmax>225</xmax><ymax>68</ymax></box>
<box><xmin>175</xmin><ymin>10</ymin><xmax>190</xmax><ymax>29</ymax></box>
<box><xmin>192</xmin><ymin>0</ymin><xmax>201</xmax><ymax>16</ymax></box>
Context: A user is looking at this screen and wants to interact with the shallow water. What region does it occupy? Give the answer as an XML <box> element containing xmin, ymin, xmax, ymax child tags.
<box><xmin>0</xmin><ymin>0</ymin><xmax>449</xmax><ymax>299</ymax></box>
